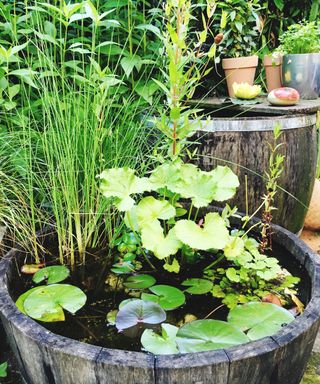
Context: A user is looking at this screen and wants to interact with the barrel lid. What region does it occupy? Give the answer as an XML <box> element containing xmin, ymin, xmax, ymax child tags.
<box><xmin>198</xmin><ymin>113</ymin><xmax>317</xmax><ymax>132</ymax></box>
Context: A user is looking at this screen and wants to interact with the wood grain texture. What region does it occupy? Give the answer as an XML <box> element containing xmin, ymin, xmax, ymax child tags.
<box><xmin>192</xmin><ymin>123</ymin><xmax>317</xmax><ymax>233</ymax></box>
<box><xmin>189</xmin><ymin>97</ymin><xmax>320</xmax><ymax>116</ymax></box>
<box><xmin>0</xmin><ymin>223</ymin><xmax>320</xmax><ymax>384</ymax></box>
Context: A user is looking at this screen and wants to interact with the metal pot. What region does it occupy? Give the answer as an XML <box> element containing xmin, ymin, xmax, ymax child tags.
<box><xmin>282</xmin><ymin>53</ymin><xmax>320</xmax><ymax>100</ymax></box>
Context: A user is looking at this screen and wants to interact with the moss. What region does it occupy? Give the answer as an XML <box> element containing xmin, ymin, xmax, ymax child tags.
<box><xmin>302</xmin><ymin>353</ymin><xmax>320</xmax><ymax>384</ymax></box>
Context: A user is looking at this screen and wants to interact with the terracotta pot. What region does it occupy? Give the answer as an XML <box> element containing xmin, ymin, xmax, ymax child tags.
<box><xmin>222</xmin><ymin>55</ymin><xmax>259</xmax><ymax>97</ymax></box>
<box><xmin>263</xmin><ymin>54</ymin><xmax>283</xmax><ymax>92</ymax></box>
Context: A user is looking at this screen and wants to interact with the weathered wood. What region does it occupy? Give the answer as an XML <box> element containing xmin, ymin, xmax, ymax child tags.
<box><xmin>0</xmin><ymin>224</ymin><xmax>320</xmax><ymax>384</ymax></box>
<box><xmin>155</xmin><ymin>349</ymin><xmax>229</xmax><ymax>384</ymax></box>
<box><xmin>190</xmin><ymin>97</ymin><xmax>320</xmax><ymax>116</ymax></box>
<box><xmin>192</xmin><ymin>114</ymin><xmax>318</xmax><ymax>233</ymax></box>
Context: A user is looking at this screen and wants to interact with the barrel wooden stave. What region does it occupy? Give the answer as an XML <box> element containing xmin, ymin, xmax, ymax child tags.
<box><xmin>193</xmin><ymin>116</ymin><xmax>317</xmax><ymax>233</ymax></box>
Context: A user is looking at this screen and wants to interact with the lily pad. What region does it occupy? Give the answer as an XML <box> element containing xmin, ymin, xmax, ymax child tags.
<box><xmin>141</xmin><ymin>323</ymin><xmax>179</xmax><ymax>355</ymax></box>
<box><xmin>124</xmin><ymin>274</ymin><xmax>156</xmax><ymax>289</ymax></box>
<box><xmin>33</xmin><ymin>265</ymin><xmax>70</xmax><ymax>284</ymax></box>
<box><xmin>176</xmin><ymin>319</ymin><xmax>249</xmax><ymax>353</ymax></box>
<box><xmin>16</xmin><ymin>286</ymin><xmax>44</xmax><ymax>315</ymax></box>
<box><xmin>228</xmin><ymin>302</ymin><xmax>295</xmax><ymax>341</ymax></box>
<box><xmin>116</xmin><ymin>299</ymin><xmax>166</xmax><ymax>330</ymax></box>
<box><xmin>181</xmin><ymin>278</ymin><xmax>213</xmax><ymax>295</ymax></box>
<box><xmin>141</xmin><ymin>285</ymin><xmax>185</xmax><ymax>310</ymax></box>
<box><xmin>111</xmin><ymin>261</ymin><xmax>135</xmax><ymax>274</ymax></box>
<box><xmin>174</xmin><ymin>212</ymin><xmax>229</xmax><ymax>251</ymax></box>
<box><xmin>23</xmin><ymin>284</ymin><xmax>87</xmax><ymax>322</ymax></box>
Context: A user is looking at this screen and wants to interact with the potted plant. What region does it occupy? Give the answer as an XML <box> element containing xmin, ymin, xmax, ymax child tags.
<box><xmin>212</xmin><ymin>0</ymin><xmax>263</xmax><ymax>97</ymax></box>
<box><xmin>279</xmin><ymin>21</ymin><xmax>320</xmax><ymax>99</ymax></box>
<box><xmin>263</xmin><ymin>52</ymin><xmax>283</xmax><ymax>92</ymax></box>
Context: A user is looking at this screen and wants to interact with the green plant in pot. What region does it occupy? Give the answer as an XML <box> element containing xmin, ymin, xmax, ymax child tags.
<box><xmin>97</xmin><ymin>0</ymin><xmax>300</xmax><ymax>355</ymax></box>
<box><xmin>279</xmin><ymin>21</ymin><xmax>320</xmax><ymax>99</ymax></box>
<box><xmin>211</xmin><ymin>0</ymin><xmax>263</xmax><ymax>97</ymax></box>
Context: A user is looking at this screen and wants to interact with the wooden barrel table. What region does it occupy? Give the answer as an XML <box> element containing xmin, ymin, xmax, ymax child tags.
<box><xmin>190</xmin><ymin>98</ymin><xmax>320</xmax><ymax>234</ymax></box>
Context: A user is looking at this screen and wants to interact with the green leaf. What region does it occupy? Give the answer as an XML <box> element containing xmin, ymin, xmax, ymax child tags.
<box><xmin>176</xmin><ymin>320</ymin><xmax>249</xmax><ymax>353</ymax></box>
<box><xmin>228</xmin><ymin>302</ymin><xmax>295</xmax><ymax>341</ymax></box>
<box><xmin>0</xmin><ymin>362</ymin><xmax>7</xmax><ymax>378</ymax></box>
<box><xmin>141</xmin><ymin>220</ymin><xmax>182</xmax><ymax>260</ymax></box>
<box><xmin>224</xmin><ymin>237</ymin><xmax>245</xmax><ymax>259</ymax></box>
<box><xmin>273</xmin><ymin>0</ymin><xmax>284</xmax><ymax>11</ymax></box>
<box><xmin>163</xmin><ymin>258</ymin><xmax>180</xmax><ymax>274</ymax></box>
<box><xmin>23</xmin><ymin>284</ymin><xmax>86</xmax><ymax>322</ymax></box>
<box><xmin>121</xmin><ymin>55</ymin><xmax>142</xmax><ymax>78</ymax></box>
<box><xmin>181</xmin><ymin>278</ymin><xmax>213</xmax><ymax>294</ymax></box>
<box><xmin>207</xmin><ymin>166</ymin><xmax>240</xmax><ymax>202</ymax></box>
<box><xmin>174</xmin><ymin>212</ymin><xmax>229</xmax><ymax>251</ymax></box>
<box><xmin>115</xmin><ymin>299</ymin><xmax>166</xmax><ymax>330</ymax></box>
<box><xmin>16</xmin><ymin>286</ymin><xmax>44</xmax><ymax>315</ymax></box>
<box><xmin>142</xmin><ymin>285</ymin><xmax>185</xmax><ymax>310</ymax></box>
<box><xmin>33</xmin><ymin>266</ymin><xmax>70</xmax><ymax>284</ymax></box>
<box><xmin>106</xmin><ymin>309</ymin><xmax>118</xmax><ymax>325</ymax></box>
<box><xmin>124</xmin><ymin>274</ymin><xmax>156</xmax><ymax>289</ymax></box>
<box><xmin>136</xmin><ymin>196</ymin><xmax>175</xmax><ymax>228</ymax></box>
<box><xmin>111</xmin><ymin>261</ymin><xmax>135</xmax><ymax>274</ymax></box>
<box><xmin>99</xmin><ymin>168</ymin><xmax>150</xmax><ymax>211</ymax></box>
<box><xmin>149</xmin><ymin>161</ymin><xmax>181</xmax><ymax>192</ymax></box>
<box><xmin>141</xmin><ymin>323</ymin><xmax>179</xmax><ymax>355</ymax></box>
<box><xmin>226</xmin><ymin>268</ymin><xmax>240</xmax><ymax>283</ymax></box>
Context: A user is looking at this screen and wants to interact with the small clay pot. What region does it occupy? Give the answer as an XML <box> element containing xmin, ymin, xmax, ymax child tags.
<box><xmin>263</xmin><ymin>54</ymin><xmax>282</xmax><ymax>92</ymax></box>
<box><xmin>222</xmin><ymin>55</ymin><xmax>259</xmax><ymax>97</ymax></box>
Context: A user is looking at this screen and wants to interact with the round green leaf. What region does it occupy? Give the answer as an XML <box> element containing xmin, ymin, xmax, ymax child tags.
<box><xmin>228</xmin><ymin>302</ymin><xmax>295</xmax><ymax>341</ymax></box>
<box><xmin>174</xmin><ymin>212</ymin><xmax>229</xmax><ymax>251</ymax></box>
<box><xmin>124</xmin><ymin>274</ymin><xmax>156</xmax><ymax>289</ymax></box>
<box><xmin>115</xmin><ymin>299</ymin><xmax>166</xmax><ymax>330</ymax></box>
<box><xmin>23</xmin><ymin>284</ymin><xmax>86</xmax><ymax>322</ymax></box>
<box><xmin>181</xmin><ymin>278</ymin><xmax>213</xmax><ymax>295</ymax></box>
<box><xmin>16</xmin><ymin>286</ymin><xmax>44</xmax><ymax>315</ymax></box>
<box><xmin>136</xmin><ymin>196</ymin><xmax>176</xmax><ymax>227</ymax></box>
<box><xmin>176</xmin><ymin>320</ymin><xmax>249</xmax><ymax>353</ymax></box>
<box><xmin>33</xmin><ymin>265</ymin><xmax>70</xmax><ymax>284</ymax></box>
<box><xmin>142</xmin><ymin>285</ymin><xmax>185</xmax><ymax>310</ymax></box>
<box><xmin>141</xmin><ymin>323</ymin><xmax>179</xmax><ymax>355</ymax></box>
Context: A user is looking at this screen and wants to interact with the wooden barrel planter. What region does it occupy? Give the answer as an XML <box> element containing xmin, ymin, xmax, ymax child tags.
<box><xmin>190</xmin><ymin>99</ymin><xmax>319</xmax><ymax>234</ymax></box>
<box><xmin>0</xmin><ymin>223</ymin><xmax>320</xmax><ymax>384</ymax></box>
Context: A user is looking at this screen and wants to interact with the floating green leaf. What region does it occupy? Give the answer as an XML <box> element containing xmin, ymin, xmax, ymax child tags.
<box><xmin>141</xmin><ymin>323</ymin><xmax>179</xmax><ymax>355</ymax></box>
<box><xmin>224</xmin><ymin>237</ymin><xmax>245</xmax><ymax>259</ymax></box>
<box><xmin>142</xmin><ymin>285</ymin><xmax>185</xmax><ymax>310</ymax></box>
<box><xmin>33</xmin><ymin>265</ymin><xmax>70</xmax><ymax>284</ymax></box>
<box><xmin>0</xmin><ymin>362</ymin><xmax>7</xmax><ymax>378</ymax></box>
<box><xmin>174</xmin><ymin>212</ymin><xmax>229</xmax><ymax>251</ymax></box>
<box><xmin>181</xmin><ymin>278</ymin><xmax>213</xmax><ymax>294</ymax></box>
<box><xmin>16</xmin><ymin>286</ymin><xmax>44</xmax><ymax>315</ymax></box>
<box><xmin>141</xmin><ymin>221</ymin><xmax>182</xmax><ymax>260</ymax></box>
<box><xmin>136</xmin><ymin>196</ymin><xmax>176</xmax><ymax>227</ymax></box>
<box><xmin>23</xmin><ymin>284</ymin><xmax>86</xmax><ymax>322</ymax></box>
<box><xmin>115</xmin><ymin>299</ymin><xmax>166</xmax><ymax>330</ymax></box>
<box><xmin>99</xmin><ymin>168</ymin><xmax>150</xmax><ymax>211</ymax></box>
<box><xmin>176</xmin><ymin>320</ymin><xmax>249</xmax><ymax>353</ymax></box>
<box><xmin>111</xmin><ymin>261</ymin><xmax>135</xmax><ymax>274</ymax></box>
<box><xmin>124</xmin><ymin>274</ymin><xmax>156</xmax><ymax>289</ymax></box>
<box><xmin>228</xmin><ymin>302</ymin><xmax>295</xmax><ymax>341</ymax></box>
